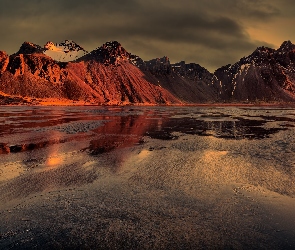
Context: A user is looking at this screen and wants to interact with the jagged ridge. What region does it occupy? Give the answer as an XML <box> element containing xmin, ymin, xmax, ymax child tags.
<box><xmin>212</xmin><ymin>40</ymin><xmax>295</xmax><ymax>102</ymax></box>
<box><xmin>1</xmin><ymin>39</ymin><xmax>295</xmax><ymax>104</ymax></box>
<box><xmin>137</xmin><ymin>56</ymin><xmax>217</xmax><ymax>102</ymax></box>
<box><xmin>77</xmin><ymin>41</ymin><xmax>132</xmax><ymax>65</ymax></box>
<box><xmin>0</xmin><ymin>41</ymin><xmax>181</xmax><ymax>105</ymax></box>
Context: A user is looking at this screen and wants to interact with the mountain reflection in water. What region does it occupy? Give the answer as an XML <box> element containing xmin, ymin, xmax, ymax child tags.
<box><xmin>146</xmin><ymin>117</ymin><xmax>287</xmax><ymax>140</ymax></box>
<box><xmin>0</xmin><ymin>106</ymin><xmax>293</xmax><ymax>157</ymax></box>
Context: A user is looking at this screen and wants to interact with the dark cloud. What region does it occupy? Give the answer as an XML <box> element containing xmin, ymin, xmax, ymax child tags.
<box><xmin>0</xmin><ymin>0</ymin><xmax>292</xmax><ymax>71</ymax></box>
<box><xmin>217</xmin><ymin>0</ymin><xmax>280</xmax><ymax>19</ymax></box>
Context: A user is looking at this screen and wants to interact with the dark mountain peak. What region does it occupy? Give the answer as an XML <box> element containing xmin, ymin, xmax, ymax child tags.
<box><xmin>274</xmin><ymin>40</ymin><xmax>295</xmax><ymax>67</ymax></box>
<box><xmin>58</xmin><ymin>40</ymin><xmax>87</xmax><ymax>52</ymax></box>
<box><xmin>215</xmin><ymin>45</ymin><xmax>277</xmax><ymax>76</ymax></box>
<box><xmin>237</xmin><ymin>46</ymin><xmax>275</xmax><ymax>66</ymax></box>
<box><xmin>98</xmin><ymin>41</ymin><xmax>130</xmax><ymax>59</ymax></box>
<box><xmin>15</xmin><ymin>42</ymin><xmax>45</xmax><ymax>55</ymax></box>
<box><xmin>171</xmin><ymin>61</ymin><xmax>213</xmax><ymax>81</ymax></box>
<box><xmin>172</xmin><ymin>61</ymin><xmax>212</xmax><ymax>76</ymax></box>
<box><xmin>141</xmin><ymin>56</ymin><xmax>171</xmax><ymax>74</ymax></box>
<box><xmin>278</xmin><ymin>40</ymin><xmax>295</xmax><ymax>52</ymax></box>
<box><xmin>145</xmin><ymin>56</ymin><xmax>170</xmax><ymax>66</ymax></box>
<box><xmin>251</xmin><ymin>46</ymin><xmax>274</xmax><ymax>56</ymax></box>
<box><xmin>212</xmin><ymin>40</ymin><xmax>295</xmax><ymax>103</ymax></box>
<box><xmin>102</xmin><ymin>41</ymin><xmax>122</xmax><ymax>50</ymax></box>
<box><xmin>157</xmin><ymin>56</ymin><xmax>170</xmax><ymax>63</ymax></box>
<box><xmin>77</xmin><ymin>40</ymin><xmax>131</xmax><ymax>64</ymax></box>
<box><xmin>141</xmin><ymin>57</ymin><xmax>213</xmax><ymax>84</ymax></box>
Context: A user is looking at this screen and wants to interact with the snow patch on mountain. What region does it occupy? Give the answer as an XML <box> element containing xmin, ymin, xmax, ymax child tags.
<box><xmin>43</xmin><ymin>40</ymin><xmax>88</xmax><ymax>62</ymax></box>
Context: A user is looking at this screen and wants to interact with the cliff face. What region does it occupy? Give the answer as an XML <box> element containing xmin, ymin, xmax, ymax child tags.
<box><xmin>212</xmin><ymin>41</ymin><xmax>295</xmax><ymax>102</ymax></box>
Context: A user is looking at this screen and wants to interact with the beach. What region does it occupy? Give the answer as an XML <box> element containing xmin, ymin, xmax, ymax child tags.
<box><xmin>1</xmin><ymin>106</ymin><xmax>295</xmax><ymax>249</ymax></box>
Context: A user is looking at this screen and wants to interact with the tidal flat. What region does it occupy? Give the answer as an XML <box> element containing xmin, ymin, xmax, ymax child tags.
<box><xmin>0</xmin><ymin>106</ymin><xmax>295</xmax><ymax>249</ymax></box>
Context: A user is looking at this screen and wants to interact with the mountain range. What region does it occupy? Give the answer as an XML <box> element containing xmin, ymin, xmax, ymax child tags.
<box><xmin>0</xmin><ymin>39</ymin><xmax>295</xmax><ymax>105</ymax></box>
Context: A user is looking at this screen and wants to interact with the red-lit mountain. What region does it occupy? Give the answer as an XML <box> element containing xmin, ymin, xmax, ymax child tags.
<box><xmin>1</xmin><ymin>40</ymin><xmax>295</xmax><ymax>105</ymax></box>
<box><xmin>0</xmin><ymin>41</ymin><xmax>181</xmax><ymax>105</ymax></box>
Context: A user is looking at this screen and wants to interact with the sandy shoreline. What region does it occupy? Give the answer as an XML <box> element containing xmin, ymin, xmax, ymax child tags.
<box><xmin>1</xmin><ymin>106</ymin><xmax>295</xmax><ymax>249</ymax></box>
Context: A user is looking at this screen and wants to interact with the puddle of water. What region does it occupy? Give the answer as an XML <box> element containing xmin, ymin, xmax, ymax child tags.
<box><xmin>144</xmin><ymin>117</ymin><xmax>288</xmax><ymax>140</ymax></box>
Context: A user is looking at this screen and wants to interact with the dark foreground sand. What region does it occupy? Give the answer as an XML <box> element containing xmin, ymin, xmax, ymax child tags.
<box><xmin>1</xmin><ymin>106</ymin><xmax>295</xmax><ymax>249</ymax></box>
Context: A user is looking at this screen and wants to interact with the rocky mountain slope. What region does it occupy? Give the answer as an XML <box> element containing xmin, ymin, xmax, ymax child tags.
<box><xmin>136</xmin><ymin>57</ymin><xmax>217</xmax><ymax>103</ymax></box>
<box><xmin>0</xmin><ymin>39</ymin><xmax>295</xmax><ymax>105</ymax></box>
<box><xmin>0</xmin><ymin>41</ymin><xmax>181</xmax><ymax>105</ymax></box>
<box><xmin>212</xmin><ymin>41</ymin><xmax>295</xmax><ymax>102</ymax></box>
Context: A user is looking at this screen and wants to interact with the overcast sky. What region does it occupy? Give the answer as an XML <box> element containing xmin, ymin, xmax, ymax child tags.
<box><xmin>0</xmin><ymin>0</ymin><xmax>294</xmax><ymax>72</ymax></box>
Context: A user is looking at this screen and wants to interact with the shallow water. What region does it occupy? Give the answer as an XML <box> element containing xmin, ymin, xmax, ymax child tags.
<box><xmin>1</xmin><ymin>105</ymin><xmax>295</xmax><ymax>188</ymax></box>
<box><xmin>0</xmin><ymin>105</ymin><xmax>293</xmax><ymax>154</ymax></box>
<box><xmin>1</xmin><ymin>105</ymin><xmax>295</xmax><ymax>249</ymax></box>
<box><xmin>1</xmin><ymin>105</ymin><xmax>295</xmax><ymax>196</ymax></box>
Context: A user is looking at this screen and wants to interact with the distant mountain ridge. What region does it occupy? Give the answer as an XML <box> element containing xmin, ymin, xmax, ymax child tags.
<box><xmin>212</xmin><ymin>40</ymin><xmax>295</xmax><ymax>102</ymax></box>
<box><xmin>0</xmin><ymin>39</ymin><xmax>295</xmax><ymax>105</ymax></box>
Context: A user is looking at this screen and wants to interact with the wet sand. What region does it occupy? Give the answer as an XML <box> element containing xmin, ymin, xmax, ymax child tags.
<box><xmin>0</xmin><ymin>106</ymin><xmax>295</xmax><ymax>249</ymax></box>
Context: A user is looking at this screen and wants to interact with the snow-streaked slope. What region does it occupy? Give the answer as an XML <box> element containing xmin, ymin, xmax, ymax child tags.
<box><xmin>44</xmin><ymin>40</ymin><xmax>88</xmax><ymax>62</ymax></box>
<box><xmin>212</xmin><ymin>41</ymin><xmax>295</xmax><ymax>102</ymax></box>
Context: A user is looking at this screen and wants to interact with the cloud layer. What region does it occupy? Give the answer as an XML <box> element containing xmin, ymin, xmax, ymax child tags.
<box><xmin>0</xmin><ymin>0</ymin><xmax>294</xmax><ymax>71</ymax></box>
